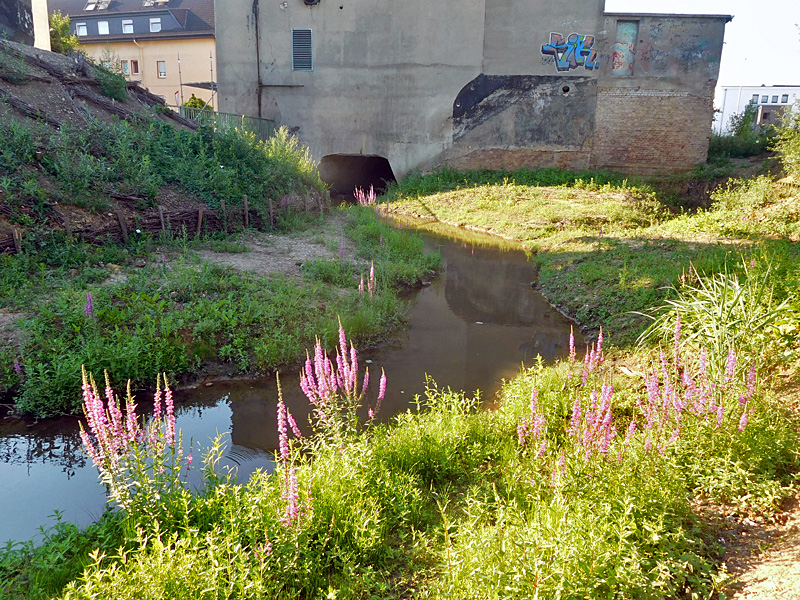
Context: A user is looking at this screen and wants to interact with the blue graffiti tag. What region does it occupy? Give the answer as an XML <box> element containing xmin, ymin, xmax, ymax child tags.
<box><xmin>541</xmin><ymin>32</ymin><xmax>599</xmax><ymax>72</ymax></box>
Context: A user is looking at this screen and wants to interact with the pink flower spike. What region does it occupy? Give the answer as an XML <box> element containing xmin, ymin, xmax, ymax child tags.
<box><xmin>569</xmin><ymin>326</ymin><xmax>576</xmax><ymax>363</ymax></box>
<box><xmin>725</xmin><ymin>348</ymin><xmax>736</xmax><ymax>382</ymax></box>
<box><xmin>738</xmin><ymin>409</ymin><xmax>749</xmax><ymax>431</ymax></box>
<box><xmin>287</xmin><ymin>410</ymin><xmax>303</xmax><ymax>439</ymax></box>
<box><xmin>529</xmin><ymin>388</ymin><xmax>539</xmax><ymax>415</ymax></box>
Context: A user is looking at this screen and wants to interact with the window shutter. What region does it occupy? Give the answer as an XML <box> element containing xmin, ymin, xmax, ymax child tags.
<box><xmin>292</xmin><ymin>29</ymin><xmax>313</xmax><ymax>71</ymax></box>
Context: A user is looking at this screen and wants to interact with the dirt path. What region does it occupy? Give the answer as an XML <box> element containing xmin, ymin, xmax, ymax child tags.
<box><xmin>720</xmin><ymin>493</ymin><xmax>800</xmax><ymax>599</ymax></box>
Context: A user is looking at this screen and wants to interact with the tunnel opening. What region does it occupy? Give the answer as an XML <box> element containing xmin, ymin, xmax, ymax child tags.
<box><xmin>319</xmin><ymin>154</ymin><xmax>397</xmax><ymax>202</ymax></box>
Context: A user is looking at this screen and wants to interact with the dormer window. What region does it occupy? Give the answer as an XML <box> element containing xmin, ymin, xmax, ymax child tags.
<box><xmin>76</xmin><ymin>22</ymin><xmax>88</xmax><ymax>36</ymax></box>
<box><xmin>122</xmin><ymin>19</ymin><xmax>133</xmax><ymax>33</ymax></box>
<box><xmin>150</xmin><ymin>18</ymin><xmax>161</xmax><ymax>32</ymax></box>
<box><xmin>98</xmin><ymin>20</ymin><xmax>109</xmax><ymax>35</ymax></box>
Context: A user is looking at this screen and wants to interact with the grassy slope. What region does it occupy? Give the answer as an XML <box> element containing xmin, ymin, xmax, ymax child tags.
<box><xmin>384</xmin><ymin>171</ymin><xmax>800</xmax><ymax>347</ymax></box>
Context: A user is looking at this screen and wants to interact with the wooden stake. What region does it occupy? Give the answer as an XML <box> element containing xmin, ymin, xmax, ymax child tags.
<box><xmin>243</xmin><ymin>195</ymin><xmax>249</xmax><ymax>229</ymax></box>
<box><xmin>12</xmin><ymin>229</ymin><xmax>22</xmax><ymax>254</ymax></box>
<box><xmin>220</xmin><ymin>198</ymin><xmax>227</xmax><ymax>233</ymax></box>
<box><xmin>197</xmin><ymin>206</ymin><xmax>204</xmax><ymax>235</ymax></box>
<box><xmin>115</xmin><ymin>210</ymin><xmax>129</xmax><ymax>243</ymax></box>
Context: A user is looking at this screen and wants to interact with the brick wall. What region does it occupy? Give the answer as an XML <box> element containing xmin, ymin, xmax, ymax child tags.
<box><xmin>591</xmin><ymin>88</ymin><xmax>713</xmax><ymax>175</ymax></box>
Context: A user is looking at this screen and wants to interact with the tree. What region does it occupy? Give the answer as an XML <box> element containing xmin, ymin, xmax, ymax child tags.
<box><xmin>773</xmin><ymin>101</ymin><xmax>800</xmax><ymax>178</ymax></box>
<box><xmin>49</xmin><ymin>11</ymin><xmax>81</xmax><ymax>56</ymax></box>
<box><xmin>183</xmin><ymin>94</ymin><xmax>212</xmax><ymax>110</ymax></box>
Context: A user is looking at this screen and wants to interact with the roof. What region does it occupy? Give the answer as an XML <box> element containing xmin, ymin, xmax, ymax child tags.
<box><xmin>48</xmin><ymin>0</ymin><xmax>214</xmax><ymax>30</ymax></box>
<box><xmin>604</xmin><ymin>12</ymin><xmax>733</xmax><ymax>23</ymax></box>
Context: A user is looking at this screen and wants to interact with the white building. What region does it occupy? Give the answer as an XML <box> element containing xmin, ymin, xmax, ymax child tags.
<box><xmin>716</xmin><ymin>85</ymin><xmax>800</xmax><ymax>134</ymax></box>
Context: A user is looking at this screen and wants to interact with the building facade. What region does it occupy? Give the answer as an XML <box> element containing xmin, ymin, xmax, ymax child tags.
<box><xmin>49</xmin><ymin>0</ymin><xmax>216</xmax><ymax>107</ymax></box>
<box><xmin>716</xmin><ymin>85</ymin><xmax>800</xmax><ymax>134</ymax></box>
<box><xmin>216</xmin><ymin>1</ymin><xmax>729</xmax><ymax>186</ymax></box>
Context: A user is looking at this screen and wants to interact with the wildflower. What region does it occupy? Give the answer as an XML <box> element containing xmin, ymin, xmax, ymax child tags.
<box><xmin>568</xmin><ymin>326</ymin><xmax>576</xmax><ymax>363</ymax></box>
<box><xmin>724</xmin><ymin>348</ymin><xmax>736</xmax><ymax>382</ymax></box>
<box><xmin>84</xmin><ymin>292</ymin><xmax>94</xmax><ymax>317</ymax></box>
<box><xmin>13</xmin><ymin>360</ymin><xmax>22</xmax><ymax>377</ymax></box>
<box><xmin>537</xmin><ymin>439</ymin><xmax>547</xmax><ymax>458</ymax></box>
<box><xmin>738</xmin><ymin>408</ymin><xmax>749</xmax><ymax>431</ymax></box>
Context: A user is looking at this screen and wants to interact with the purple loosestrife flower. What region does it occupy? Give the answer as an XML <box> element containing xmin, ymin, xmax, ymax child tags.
<box><xmin>537</xmin><ymin>439</ymin><xmax>547</xmax><ymax>458</ymax></box>
<box><xmin>339</xmin><ymin>241</ymin><xmax>347</xmax><ymax>260</ymax></box>
<box><xmin>85</xmin><ymin>292</ymin><xmax>94</xmax><ymax>317</ymax></box>
<box><xmin>673</xmin><ymin>314</ymin><xmax>682</xmax><ymax>368</ymax></box>
<box><xmin>164</xmin><ymin>379</ymin><xmax>175</xmax><ymax>446</ymax></box>
<box><xmin>277</xmin><ymin>391</ymin><xmax>289</xmax><ymax>463</ymax></box>
<box><xmin>738</xmin><ymin>408</ymin><xmax>751</xmax><ymax>431</ymax></box>
<box><xmin>724</xmin><ymin>348</ymin><xmax>737</xmax><ymax>383</ymax></box>
<box><xmin>568</xmin><ymin>396</ymin><xmax>582</xmax><ymax>437</ymax></box>
<box><xmin>517</xmin><ymin>420</ymin><xmax>531</xmax><ymax>446</ymax></box>
<box><xmin>359</xmin><ymin>275</ymin><xmax>365</xmax><ymax>296</ymax></box>
<box><xmin>569</xmin><ymin>326</ymin><xmax>576</xmax><ymax>363</ymax></box>
<box><xmin>13</xmin><ymin>360</ymin><xmax>22</xmax><ymax>377</ymax></box>
<box><xmin>280</xmin><ymin>466</ymin><xmax>300</xmax><ymax>527</ymax></box>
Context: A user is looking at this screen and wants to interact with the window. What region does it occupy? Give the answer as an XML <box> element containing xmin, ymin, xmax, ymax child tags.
<box><xmin>782</xmin><ymin>94</ymin><xmax>790</xmax><ymax>103</ymax></box>
<box><xmin>122</xmin><ymin>19</ymin><xmax>133</xmax><ymax>34</ymax></box>
<box><xmin>772</xmin><ymin>95</ymin><xmax>779</xmax><ymax>103</ymax></box>
<box><xmin>121</xmin><ymin>60</ymin><xmax>129</xmax><ymax>75</ymax></box>
<box><xmin>611</xmin><ymin>21</ymin><xmax>639</xmax><ymax>77</ymax></box>
<box><xmin>292</xmin><ymin>28</ymin><xmax>313</xmax><ymax>71</ymax></box>
<box><xmin>763</xmin><ymin>112</ymin><xmax>771</xmax><ymax>120</ymax></box>
<box><xmin>751</xmin><ymin>94</ymin><xmax>759</xmax><ymax>104</ymax></box>
<box><xmin>761</xmin><ymin>95</ymin><xmax>769</xmax><ymax>103</ymax></box>
<box><xmin>157</xmin><ymin>60</ymin><xmax>166</xmax><ymax>78</ymax></box>
<box><xmin>98</xmin><ymin>20</ymin><xmax>109</xmax><ymax>35</ymax></box>
<box><xmin>131</xmin><ymin>60</ymin><xmax>139</xmax><ymax>74</ymax></box>
<box><xmin>84</xmin><ymin>1</ymin><xmax>97</xmax><ymax>10</ymax></box>
<box><xmin>76</xmin><ymin>22</ymin><xmax>87</xmax><ymax>36</ymax></box>
<box><xmin>102</xmin><ymin>60</ymin><xmax>112</xmax><ymax>69</ymax></box>
<box><xmin>150</xmin><ymin>18</ymin><xmax>161</xmax><ymax>32</ymax></box>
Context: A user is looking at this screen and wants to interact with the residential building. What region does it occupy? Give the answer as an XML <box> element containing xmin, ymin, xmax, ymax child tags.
<box><xmin>1</xmin><ymin>0</ymin><xmax>51</xmax><ymax>50</ymax></box>
<box><xmin>215</xmin><ymin>1</ymin><xmax>730</xmax><ymax>190</ymax></box>
<box><xmin>48</xmin><ymin>0</ymin><xmax>216</xmax><ymax>107</ymax></box>
<box><xmin>715</xmin><ymin>85</ymin><xmax>800</xmax><ymax>134</ymax></box>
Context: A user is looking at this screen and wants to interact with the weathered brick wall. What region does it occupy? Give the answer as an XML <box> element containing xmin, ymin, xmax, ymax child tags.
<box><xmin>591</xmin><ymin>88</ymin><xmax>713</xmax><ymax>175</ymax></box>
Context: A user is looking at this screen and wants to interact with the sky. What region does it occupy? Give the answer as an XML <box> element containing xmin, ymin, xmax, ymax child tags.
<box><xmin>604</xmin><ymin>0</ymin><xmax>800</xmax><ymax>98</ymax></box>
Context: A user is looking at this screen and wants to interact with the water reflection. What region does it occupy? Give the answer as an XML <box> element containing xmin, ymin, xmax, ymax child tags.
<box><xmin>0</xmin><ymin>226</ymin><xmax>580</xmax><ymax>543</ymax></box>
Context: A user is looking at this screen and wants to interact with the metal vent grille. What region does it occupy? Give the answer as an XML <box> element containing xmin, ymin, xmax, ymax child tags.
<box><xmin>292</xmin><ymin>29</ymin><xmax>313</xmax><ymax>71</ymax></box>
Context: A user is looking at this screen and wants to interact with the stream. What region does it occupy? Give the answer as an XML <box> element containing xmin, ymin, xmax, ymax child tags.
<box><xmin>0</xmin><ymin>226</ymin><xmax>579</xmax><ymax>544</ymax></box>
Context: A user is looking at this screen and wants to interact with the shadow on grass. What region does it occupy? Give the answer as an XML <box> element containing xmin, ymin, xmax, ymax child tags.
<box><xmin>534</xmin><ymin>235</ymin><xmax>799</xmax><ymax>347</ymax></box>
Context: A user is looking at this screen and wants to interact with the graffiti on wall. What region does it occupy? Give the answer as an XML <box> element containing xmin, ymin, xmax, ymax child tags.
<box><xmin>611</xmin><ymin>21</ymin><xmax>639</xmax><ymax>77</ymax></box>
<box><xmin>541</xmin><ymin>33</ymin><xmax>599</xmax><ymax>72</ymax></box>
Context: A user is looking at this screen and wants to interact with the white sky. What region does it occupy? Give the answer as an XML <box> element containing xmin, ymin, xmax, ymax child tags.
<box><xmin>604</xmin><ymin>0</ymin><xmax>800</xmax><ymax>92</ymax></box>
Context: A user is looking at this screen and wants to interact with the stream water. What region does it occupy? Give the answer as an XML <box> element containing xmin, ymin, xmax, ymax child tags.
<box><xmin>0</xmin><ymin>226</ymin><xmax>579</xmax><ymax>544</ymax></box>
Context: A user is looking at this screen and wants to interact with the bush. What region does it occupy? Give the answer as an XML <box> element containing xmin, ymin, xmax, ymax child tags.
<box><xmin>774</xmin><ymin>101</ymin><xmax>800</xmax><ymax>178</ymax></box>
<box><xmin>709</xmin><ymin>103</ymin><xmax>774</xmax><ymax>159</ymax></box>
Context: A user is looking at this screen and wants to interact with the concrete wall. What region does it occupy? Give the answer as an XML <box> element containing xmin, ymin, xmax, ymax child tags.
<box><xmin>216</xmin><ymin>1</ymin><xmax>728</xmax><ymax>179</ymax></box>
<box><xmin>32</xmin><ymin>0</ymin><xmax>50</xmax><ymax>51</ymax></box>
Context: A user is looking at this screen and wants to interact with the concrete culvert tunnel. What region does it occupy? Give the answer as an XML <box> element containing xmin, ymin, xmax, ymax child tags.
<box><xmin>318</xmin><ymin>155</ymin><xmax>397</xmax><ymax>202</ymax></box>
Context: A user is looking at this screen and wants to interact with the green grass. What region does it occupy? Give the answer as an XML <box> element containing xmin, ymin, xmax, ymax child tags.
<box><xmin>386</xmin><ymin>167</ymin><xmax>800</xmax><ymax>346</ymax></box>
<box><xmin>0</xmin><ymin>207</ymin><xmax>440</xmax><ymax>417</ymax></box>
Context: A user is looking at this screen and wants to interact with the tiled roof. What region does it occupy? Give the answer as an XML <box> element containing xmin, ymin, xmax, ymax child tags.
<box><xmin>49</xmin><ymin>0</ymin><xmax>214</xmax><ymax>30</ymax></box>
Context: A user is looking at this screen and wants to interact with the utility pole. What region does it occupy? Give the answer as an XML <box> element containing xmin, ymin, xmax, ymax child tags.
<box><xmin>177</xmin><ymin>52</ymin><xmax>184</xmax><ymax>105</ymax></box>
